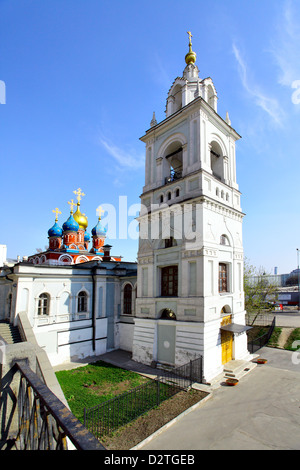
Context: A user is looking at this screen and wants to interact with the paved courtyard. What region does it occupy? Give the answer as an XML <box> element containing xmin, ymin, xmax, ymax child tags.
<box><xmin>140</xmin><ymin>347</ymin><xmax>300</xmax><ymax>450</ymax></box>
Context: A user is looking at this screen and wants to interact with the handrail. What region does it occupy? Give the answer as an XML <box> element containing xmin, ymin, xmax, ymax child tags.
<box><xmin>15</xmin><ymin>361</ymin><xmax>105</xmax><ymax>450</ymax></box>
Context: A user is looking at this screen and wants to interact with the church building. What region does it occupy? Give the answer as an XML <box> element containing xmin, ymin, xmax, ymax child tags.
<box><xmin>0</xmin><ymin>190</ymin><xmax>136</xmax><ymax>365</ymax></box>
<box><xmin>0</xmin><ymin>33</ymin><xmax>250</xmax><ymax>381</ymax></box>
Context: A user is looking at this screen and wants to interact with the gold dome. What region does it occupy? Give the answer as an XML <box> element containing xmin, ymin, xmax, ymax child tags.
<box><xmin>73</xmin><ymin>204</ymin><xmax>88</xmax><ymax>230</ymax></box>
<box><xmin>185</xmin><ymin>31</ymin><xmax>196</xmax><ymax>65</ymax></box>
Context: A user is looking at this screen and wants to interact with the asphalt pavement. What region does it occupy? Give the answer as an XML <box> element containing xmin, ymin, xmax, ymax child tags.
<box><xmin>139</xmin><ymin>347</ymin><xmax>300</xmax><ymax>450</ymax></box>
<box><xmin>274</xmin><ymin>310</ymin><xmax>300</xmax><ymax>327</ymax></box>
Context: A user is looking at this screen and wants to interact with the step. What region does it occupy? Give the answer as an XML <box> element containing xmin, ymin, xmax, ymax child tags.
<box><xmin>0</xmin><ymin>321</ymin><xmax>22</xmax><ymax>344</ymax></box>
<box><xmin>224</xmin><ymin>359</ymin><xmax>256</xmax><ymax>380</ymax></box>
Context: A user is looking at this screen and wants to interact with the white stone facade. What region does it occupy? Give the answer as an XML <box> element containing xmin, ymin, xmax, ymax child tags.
<box><xmin>0</xmin><ymin>261</ymin><xmax>137</xmax><ymax>366</ymax></box>
<box><xmin>132</xmin><ymin>54</ymin><xmax>249</xmax><ymax>382</ymax></box>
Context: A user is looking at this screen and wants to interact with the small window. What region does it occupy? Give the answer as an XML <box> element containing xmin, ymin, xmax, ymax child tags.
<box><xmin>167</xmin><ymin>191</ymin><xmax>171</xmax><ymax>200</ymax></box>
<box><xmin>164</xmin><ymin>237</ymin><xmax>174</xmax><ymax>248</ymax></box>
<box><xmin>160</xmin><ymin>194</ymin><xmax>164</xmax><ymax>204</ymax></box>
<box><xmin>175</xmin><ymin>188</ymin><xmax>180</xmax><ymax>197</ymax></box>
<box><xmin>219</xmin><ymin>263</ymin><xmax>228</xmax><ymax>293</ymax></box>
<box><xmin>38</xmin><ymin>293</ymin><xmax>50</xmax><ymax>316</ymax></box>
<box><xmin>123</xmin><ymin>284</ymin><xmax>132</xmax><ymax>315</ymax></box>
<box><xmin>78</xmin><ymin>291</ymin><xmax>88</xmax><ymax>312</ymax></box>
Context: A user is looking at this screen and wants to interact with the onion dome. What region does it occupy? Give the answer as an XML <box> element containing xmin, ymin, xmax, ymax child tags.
<box><xmin>185</xmin><ymin>31</ymin><xmax>196</xmax><ymax>65</ymax></box>
<box><xmin>62</xmin><ymin>213</ymin><xmax>79</xmax><ymax>232</ymax></box>
<box><xmin>73</xmin><ymin>204</ymin><xmax>88</xmax><ymax>230</ymax></box>
<box><xmin>48</xmin><ymin>208</ymin><xmax>63</xmax><ymax>237</ymax></box>
<box><xmin>84</xmin><ymin>232</ymin><xmax>91</xmax><ymax>242</ymax></box>
<box><xmin>91</xmin><ymin>218</ymin><xmax>107</xmax><ymax>237</ymax></box>
<box><xmin>48</xmin><ymin>221</ymin><xmax>63</xmax><ymax>237</ymax></box>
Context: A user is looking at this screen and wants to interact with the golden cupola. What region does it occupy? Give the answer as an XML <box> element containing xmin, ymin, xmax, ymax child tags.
<box><xmin>185</xmin><ymin>31</ymin><xmax>197</xmax><ymax>65</ymax></box>
<box><xmin>72</xmin><ymin>188</ymin><xmax>88</xmax><ymax>230</ymax></box>
<box><xmin>73</xmin><ymin>204</ymin><xmax>88</xmax><ymax>230</ymax></box>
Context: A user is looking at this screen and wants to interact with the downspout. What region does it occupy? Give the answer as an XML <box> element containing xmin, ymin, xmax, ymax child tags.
<box><xmin>92</xmin><ymin>265</ymin><xmax>97</xmax><ymax>351</ymax></box>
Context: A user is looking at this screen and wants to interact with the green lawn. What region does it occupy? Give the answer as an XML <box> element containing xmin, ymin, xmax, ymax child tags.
<box><xmin>284</xmin><ymin>328</ymin><xmax>300</xmax><ymax>351</ymax></box>
<box><xmin>55</xmin><ymin>361</ymin><xmax>149</xmax><ymax>423</ymax></box>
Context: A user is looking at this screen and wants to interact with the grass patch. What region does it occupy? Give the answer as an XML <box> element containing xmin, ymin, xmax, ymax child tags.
<box><xmin>284</xmin><ymin>328</ymin><xmax>300</xmax><ymax>351</ymax></box>
<box><xmin>55</xmin><ymin>361</ymin><xmax>149</xmax><ymax>423</ymax></box>
<box><xmin>268</xmin><ymin>327</ymin><xmax>282</xmax><ymax>348</ymax></box>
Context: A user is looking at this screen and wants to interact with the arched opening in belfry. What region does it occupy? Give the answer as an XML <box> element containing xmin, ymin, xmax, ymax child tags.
<box><xmin>164</xmin><ymin>141</ymin><xmax>183</xmax><ymax>184</ymax></box>
<box><xmin>210</xmin><ymin>141</ymin><xmax>224</xmax><ymax>181</ymax></box>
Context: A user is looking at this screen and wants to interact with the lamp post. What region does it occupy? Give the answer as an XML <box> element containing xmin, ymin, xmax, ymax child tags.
<box><xmin>297</xmin><ymin>249</ymin><xmax>300</xmax><ymax>311</ymax></box>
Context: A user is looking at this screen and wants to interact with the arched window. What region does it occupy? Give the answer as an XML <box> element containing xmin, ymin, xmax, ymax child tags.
<box><xmin>78</xmin><ymin>291</ymin><xmax>88</xmax><ymax>313</ymax></box>
<box><xmin>123</xmin><ymin>284</ymin><xmax>132</xmax><ymax>315</ymax></box>
<box><xmin>38</xmin><ymin>293</ymin><xmax>50</xmax><ymax>316</ymax></box>
<box><xmin>164</xmin><ymin>237</ymin><xmax>177</xmax><ymax>248</ymax></box>
<box><xmin>220</xmin><ymin>235</ymin><xmax>230</xmax><ymax>246</ymax></box>
<box><xmin>175</xmin><ymin>188</ymin><xmax>180</xmax><ymax>198</ymax></box>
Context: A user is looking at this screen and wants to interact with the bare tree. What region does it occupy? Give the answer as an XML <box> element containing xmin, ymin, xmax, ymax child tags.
<box><xmin>244</xmin><ymin>258</ymin><xmax>278</xmax><ymax>326</ymax></box>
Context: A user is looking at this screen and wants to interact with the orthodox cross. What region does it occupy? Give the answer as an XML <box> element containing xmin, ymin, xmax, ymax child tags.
<box><xmin>73</xmin><ymin>187</ymin><xmax>85</xmax><ymax>203</ymax></box>
<box><xmin>96</xmin><ymin>205</ymin><xmax>105</xmax><ymax>220</ymax></box>
<box><xmin>68</xmin><ymin>199</ymin><xmax>76</xmax><ymax>214</ymax></box>
<box><xmin>187</xmin><ymin>31</ymin><xmax>193</xmax><ymax>46</ymax></box>
<box><xmin>52</xmin><ymin>207</ymin><xmax>61</xmax><ymax>222</ymax></box>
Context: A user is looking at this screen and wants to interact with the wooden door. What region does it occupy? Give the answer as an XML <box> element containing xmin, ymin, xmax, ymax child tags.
<box><xmin>221</xmin><ymin>315</ymin><xmax>233</xmax><ymax>364</ymax></box>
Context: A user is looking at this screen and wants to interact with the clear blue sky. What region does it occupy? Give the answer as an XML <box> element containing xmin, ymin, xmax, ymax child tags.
<box><xmin>1</xmin><ymin>0</ymin><xmax>300</xmax><ymax>274</ymax></box>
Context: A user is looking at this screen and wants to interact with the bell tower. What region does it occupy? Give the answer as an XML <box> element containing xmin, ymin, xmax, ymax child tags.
<box><xmin>132</xmin><ymin>33</ymin><xmax>250</xmax><ymax>382</ymax></box>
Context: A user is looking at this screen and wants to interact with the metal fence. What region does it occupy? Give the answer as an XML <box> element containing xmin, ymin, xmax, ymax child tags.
<box><xmin>84</xmin><ymin>356</ymin><xmax>203</xmax><ymax>439</ymax></box>
<box><xmin>158</xmin><ymin>356</ymin><xmax>203</xmax><ymax>390</ymax></box>
<box><xmin>13</xmin><ymin>361</ymin><xmax>105</xmax><ymax>450</ymax></box>
<box><xmin>247</xmin><ymin>316</ymin><xmax>276</xmax><ymax>354</ymax></box>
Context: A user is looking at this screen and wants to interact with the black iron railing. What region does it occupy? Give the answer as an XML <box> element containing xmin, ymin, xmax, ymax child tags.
<box><xmin>84</xmin><ymin>379</ymin><xmax>173</xmax><ymax>438</ymax></box>
<box><xmin>158</xmin><ymin>356</ymin><xmax>203</xmax><ymax>390</ymax></box>
<box><xmin>84</xmin><ymin>356</ymin><xmax>203</xmax><ymax>439</ymax></box>
<box><xmin>14</xmin><ymin>361</ymin><xmax>105</xmax><ymax>450</ymax></box>
<box><xmin>247</xmin><ymin>317</ymin><xmax>276</xmax><ymax>354</ymax></box>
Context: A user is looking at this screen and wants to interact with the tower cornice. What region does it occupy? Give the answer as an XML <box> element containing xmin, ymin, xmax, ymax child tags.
<box><xmin>140</xmin><ymin>95</ymin><xmax>241</xmax><ymax>143</ymax></box>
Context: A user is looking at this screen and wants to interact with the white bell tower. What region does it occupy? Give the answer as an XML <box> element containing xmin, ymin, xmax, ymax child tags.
<box><xmin>132</xmin><ymin>32</ymin><xmax>250</xmax><ymax>382</ymax></box>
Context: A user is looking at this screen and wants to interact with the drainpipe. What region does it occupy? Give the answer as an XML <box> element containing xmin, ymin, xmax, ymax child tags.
<box><xmin>92</xmin><ymin>265</ymin><xmax>97</xmax><ymax>351</ymax></box>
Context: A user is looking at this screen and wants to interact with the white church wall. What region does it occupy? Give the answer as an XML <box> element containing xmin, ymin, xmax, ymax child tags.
<box><xmin>118</xmin><ymin>320</ymin><xmax>134</xmax><ymax>352</ymax></box>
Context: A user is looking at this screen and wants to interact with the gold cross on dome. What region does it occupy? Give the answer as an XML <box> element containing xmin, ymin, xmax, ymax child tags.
<box><xmin>96</xmin><ymin>205</ymin><xmax>105</xmax><ymax>220</ymax></box>
<box><xmin>68</xmin><ymin>199</ymin><xmax>76</xmax><ymax>214</ymax></box>
<box><xmin>73</xmin><ymin>187</ymin><xmax>85</xmax><ymax>203</ymax></box>
<box><xmin>52</xmin><ymin>207</ymin><xmax>61</xmax><ymax>221</ymax></box>
<box><xmin>187</xmin><ymin>31</ymin><xmax>192</xmax><ymax>44</ymax></box>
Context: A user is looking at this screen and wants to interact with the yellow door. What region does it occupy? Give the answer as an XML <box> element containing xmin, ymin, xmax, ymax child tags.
<box><xmin>221</xmin><ymin>315</ymin><xmax>233</xmax><ymax>364</ymax></box>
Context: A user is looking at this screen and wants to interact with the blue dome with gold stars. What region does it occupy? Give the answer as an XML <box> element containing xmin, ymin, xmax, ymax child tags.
<box><xmin>63</xmin><ymin>214</ymin><xmax>80</xmax><ymax>232</ymax></box>
<box><xmin>48</xmin><ymin>221</ymin><xmax>63</xmax><ymax>238</ymax></box>
<box><xmin>91</xmin><ymin>218</ymin><xmax>107</xmax><ymax>237</ymax></box>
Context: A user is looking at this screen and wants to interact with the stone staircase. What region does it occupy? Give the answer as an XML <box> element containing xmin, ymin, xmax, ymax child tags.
<box><xmin>0</xmin><ymin>320</ymin><xmax>22</xmax><ymax>344</ymax></box>
<box><xmin>223</xmin><ymin>359</ymin><xmax>256</xmax><ymax>381</ymax></box>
